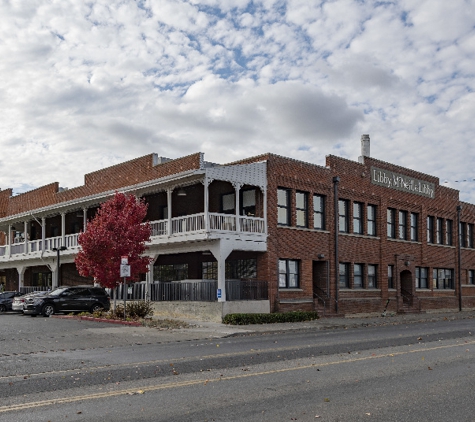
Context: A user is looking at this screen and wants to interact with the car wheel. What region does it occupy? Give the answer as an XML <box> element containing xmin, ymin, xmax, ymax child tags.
<box><xmin>90</xmin><ymin>304</ymin><xmax>104</xmax><ymax>313</ymax></box>
<box><xmin>41</xmin><ymin>304</ymin><xmax>55</xmax><ymax>317</ymax></box>
<box><xmin>0</xmin><ymin>305</ymin><xmax>6</xmax><ymax>313</ymax></box>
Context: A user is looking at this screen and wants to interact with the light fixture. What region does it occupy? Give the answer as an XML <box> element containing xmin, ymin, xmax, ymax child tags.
<box><xmin>11</xmin><ymin>226</ymin><xmax>16</xmax><ymax>231</ymax></box>
<box><xmin>177</xmin><ymin>188</ymin><xmax>187</xmax><ymax>197</ymax></box>
<box><xmin>317</xmin><ymin>253</ymin><xmax>325</xmax><ymax>259</ymax></box>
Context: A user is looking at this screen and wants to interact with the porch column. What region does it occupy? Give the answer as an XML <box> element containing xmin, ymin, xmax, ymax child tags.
<box><xmin>52</xmin><ymin>266</ymin><xmax>59</xmax><ymax>290</ymax></box>
<box><xmin>145</xmin><ymin>254</ymin><xmax>159</xmax><ymax>301</ymax></box>
<box><xmin>61</xmin><ymin>213</ymin><xmax>66</xmax><ymax>247</ymax></box>
<box><xmin>167</xmin><ymin>188</ymin><xmax>172</xmax><ymax>236</ymax></box>
<box><xmin>233</xmin><ymin>182</ymin><xmax>242</xmax><ymax>233</ymax></box>
<box><xmin>17</xmin><ymin>266</ymin><xmax>26</xmax><ymax>290</ymax></box>
<box><xmin>204</xmin><ymin>176</ymin><xmax>210</xmax><ymax>232</ymax></box>
<box><xmin>83</xmin><ymin>208</ymin><xmax>88</xmax><ymax>231</ymax></box>
<box><xmin>209</xmin><ymin>241</ymin><xmax>233</xmax><ymax>302</ymax></box>
<box><xmin>8</xmin><ymin>224</ymin><xmax>12</xmax><ymax>258</ymax></box>
<box><xmin>24</xmin><ymin>220</ymin><xmax>29</xmax><ymax>254</ymax></box>
<box><xmin>41</xmin><ymin>217</ymin><xmax>46</xmax><ymax>251</ymax></box>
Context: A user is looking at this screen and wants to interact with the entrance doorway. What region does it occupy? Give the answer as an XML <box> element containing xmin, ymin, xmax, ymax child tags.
<box><xmin>400</xmin><ymin>270</ymin><xmax>413</xmax><ymax>304</ymax></box>
<box><xmin>313</xmin><ymin>261</ymin><xmax>328</xmax><ymax>298</ymax></box>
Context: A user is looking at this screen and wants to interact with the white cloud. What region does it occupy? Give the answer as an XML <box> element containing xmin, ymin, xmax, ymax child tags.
<box><xmin>0</xmin><ymin>0</ymin><xmax>474</xmax><ymax>203</ymax></box>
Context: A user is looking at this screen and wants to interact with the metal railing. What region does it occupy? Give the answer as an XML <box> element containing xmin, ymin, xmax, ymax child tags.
<box><xmin>20</xmin><ymin>286</ymin><xmax>50</xmax><ymax>294</ymax></box>
<box><xmin>107</xmin><ymin>280</ymin><xmax>268</xmax><ymax>302</ymax></box>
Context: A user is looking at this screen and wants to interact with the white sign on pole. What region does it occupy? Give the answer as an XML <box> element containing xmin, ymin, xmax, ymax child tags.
<box><xmin>120</xmin><ymin>264</ymin><xmax>131</xmax><ymax>277</ymax></box>
<box><xmin>121</xmin><ymin>256</ymin><xmax>128</xmax><ymax>265</ymax></box>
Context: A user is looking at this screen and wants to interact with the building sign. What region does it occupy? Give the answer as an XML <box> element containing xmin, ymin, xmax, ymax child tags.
<box><xmin>371</xmin><ymin>167</ymin><xmax>435</xmax><ymax>199</ymax></box>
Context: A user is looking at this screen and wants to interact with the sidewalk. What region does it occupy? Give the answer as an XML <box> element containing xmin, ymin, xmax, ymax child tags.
<box><xmin>173</xmin><ymin>309</ymin><xmax>475</xmax><ymax>339</ymax></box>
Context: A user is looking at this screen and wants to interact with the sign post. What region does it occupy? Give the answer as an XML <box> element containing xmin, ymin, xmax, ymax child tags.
<box><xmin>120</xmin><ymin>256</ymin><xmax>130</xmax><ymax>320</ymax></box>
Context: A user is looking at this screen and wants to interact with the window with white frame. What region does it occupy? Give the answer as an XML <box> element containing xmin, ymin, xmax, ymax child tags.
<box><xmin>446</xmin><ymin>219</ymin><xmax>453</xmax><ymax>245</ymax></box>
<box><xmin>388</xmin><ymin>265</ymin><xmax>394</xmax><ymax>289</ymax></box>
<box><xmin>367</xmin><ymin>204</ymin><xmax>377</xmax><ymax>236</ymax></box>
<box><xmin>354</xmin><ymin>264</ymin><xmax>363</xmax><ymax>288</ymax></box>
<box><xmin>468</xmin><ymin>270</ymin><xmax>475</xmax><ymax>285</ymax></box>
<box><xmin>427</xmin><ymin>216</ymin><xmax>434</xmax><ymax>243</ymax></box>
<box><xmin>387</xmin><ymin>208</ymin><xmax>395</xmax><ymax>238</ymax></box>
<box><xmin>277</xmin><ymin>188</ymin><xmax>291</xmax><ymax>226</ymax></box>
<box><xmin>339</xmin><ymin>200</ymin><xmax>349</xmax><ymax>233</ymax></box>
<box><xmin>432</xmin><ymin>268</ymin><xmax>454</xmax><ymax>289</ymax></box>
<box><xmin>436</xmin><ymin>217</ymin><xmax>443</xmax><ymax>244</ymax></box>
<box><xmin>416</xmin><ymin>267</ymin><xmax>428</xmax><ymax>289</ymax></box>
<box><xmin>368</xmin><ymin>265</ymin><xmax>377</xmax><ymax>288</ymax></box>
<box><xmin>339</xmin><ymin>263</ymin><xmax>349</xmax><ymax>288</ymax></box>
<box><xmin>296</xmin><ymin>191</ymin><xmax>308</xmax><ymax>228</ymax></box>
<box><xmin>410</xmin><ymin>213</ymin><xmax>418</xmax><ymax>241</ymax></box>
<box><xmin>279</xmin><ymin>259</ymin><xmax>299</xmax><ymax>288</ymax></box>
<box><xmin>313</xmin><ymin>194</ymin><xmax>325</xmax><ymax>230</ymax></box>
<box><xmin>399</xmin><ymin>210</ymin><xmax>407</xmax><ymax>240</ymax></box>
<box><xmin>353</xmin><ymin>202</ymin><xmax>363</xmax><ymax>234</ymax></box>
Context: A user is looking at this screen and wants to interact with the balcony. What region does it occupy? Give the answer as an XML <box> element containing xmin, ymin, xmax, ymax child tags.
<box><xmin>0</xmin><ymin>212</ymin><xmax>266</xmax><ymax>260</ymax></box>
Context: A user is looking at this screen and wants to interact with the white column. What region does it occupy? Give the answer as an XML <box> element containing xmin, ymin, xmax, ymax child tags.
<box><xmin>41</xmin><ymin>217</ymin><xmax>46</xmax><ymax>251</ymax></box>
<box><xmin>24</xmin><ymin>221</ymin><xmax>28</xmax><ymax>253</ymax></box>
<box><xmin>61</xmin><ymin>213</ymin><xmax>66</xmax><ymax>247</ymax></box>
<box><xmin>83</xmin><ymin>208</ymin><xmax>88</xmax><ymax>231</ymax></box>
<box><xmin>167</xmin><ymin>188</ymin><xmax>172</xmax><ymax>236</ymax></box>
<box><xmin>204</xmin><ymin>176</ymin><xmax>210</xmax><ymax>232</ymax></box>
<box><xmin>17</xmin><ymin>266</ymin><xmax>26</xmax><ymax>290</ymax></box>
<box><xmin>209</xmin><ymin>241</ymin><xmax>233</xmax><ymax>303</ymax></box>
<box><xmin>52</xmin><ymin>267</ymin><xmax>59</xmax><ymax>290</ymax></box>
<box><xmin>8</xmin><ymin>224</ymin><xmax>12</xmax><ymax>258</ymax></box>
<box><xmin>145</xmin><ymin>254</ymin><xmax>159</xmax><ymax>301</ymax></box>
<box><xmin>234</xmin><ymin>183</ymin><xmax>241</xmax><ymax>233</ymax></box>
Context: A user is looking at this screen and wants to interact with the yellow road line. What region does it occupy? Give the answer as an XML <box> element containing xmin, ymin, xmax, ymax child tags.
<box><xmin>0</xmin><ymin>339</ymin><xmax>473</xmax><ymax>413</ymax></box>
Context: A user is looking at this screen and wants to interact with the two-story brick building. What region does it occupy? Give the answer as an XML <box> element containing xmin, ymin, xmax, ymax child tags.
<box><xmin>1</xmin><ymin>135</ymin><xmax>474</xmax><ymax>316</ymax></box>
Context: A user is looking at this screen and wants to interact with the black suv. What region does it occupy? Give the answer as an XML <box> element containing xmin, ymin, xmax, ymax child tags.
<box><xmin>0</xmin><ymin>291</ymin><xmax>23</xmax><ymax>312</ymax></box>
<box><xmin>24</xmin><ymin>286</ymin><xmax>110</xmax><ymax>317</ymax></box>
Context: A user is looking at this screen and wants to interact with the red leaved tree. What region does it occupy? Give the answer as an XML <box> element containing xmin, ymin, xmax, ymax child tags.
<box><xmin>75</xmin><ymin>192</ymin><xmax>152</xmax><ymax>289</ymax></box>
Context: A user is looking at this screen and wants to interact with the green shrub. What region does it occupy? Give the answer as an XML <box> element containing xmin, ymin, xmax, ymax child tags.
<box><xmin>222</xmin><ymin>311</ymin><xmax>319</xmax><ymax>325</ymax></box>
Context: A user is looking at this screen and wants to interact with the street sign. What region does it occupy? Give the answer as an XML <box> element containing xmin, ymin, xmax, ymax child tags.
<box><xmin>217</xmin><ymin>289</ymin><xmax>222</xmax><ymax>299</ymax></box>
<box><xmin>120</xmin><ymin>264</ymin><xmax>131</xmax><ymax>277</ymax></box>
<box><xmin>121</xmin><ymin>256</ymin><xmax>128</xmax><ymax>265</ymax></box>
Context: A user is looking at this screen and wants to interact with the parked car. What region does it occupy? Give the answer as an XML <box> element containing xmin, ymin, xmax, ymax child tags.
<box><xmin>0</xmin><ymin>291</ymin><xmax>23</xmax><ymax>312</ymax></box>
<box><xmin>12</xmin><ymin>291</ymin><xmax>49</xmax><ymax>313</ymax></box>
<box><xmin>24</xmin><ymin>286</ymin><xmax>111</xmax><ymax>317</ymax></box>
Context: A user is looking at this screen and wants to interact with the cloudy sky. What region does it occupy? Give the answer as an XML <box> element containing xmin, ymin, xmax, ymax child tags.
<box><xmin>1</xmin><ymin>0</ymin><xmax>475</xmax><ymax>201</ymax></box>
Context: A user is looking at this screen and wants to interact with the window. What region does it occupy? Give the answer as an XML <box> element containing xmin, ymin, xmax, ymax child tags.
<box><xmin>399</xmin><ymin>210</ymin><xmax>407</xmax><ymax>240</ymax></box>
<box><xmin>241</xmin><ymin>189</ymin><xmax>256</xmax><ymax>216</ymax></box>
<box><xmin>436</xmin><ymin>218</ymin><xmax>443</xmax><ymax>244</ymax></box>
<box><xmin>277</xmin><ymin>188</ymin><xmax>291</xmax><ymax>226</ymax></box>
<box><xmin>339</xmin><ymin>263</ymin><xmax>349</xmax><ymax>288</ymax></box>
<box><xmin>388</xmin><ymin>265</ymin><xmax>394</xmax><ymax>289</ymax></box>
<box><xmin>313</xmin><ymin>194</ymin><xmax>325</xmax><ymax>230</ymax></box>
<box><xmin>410</xmin><ymin>213</ymin><xmax>418</xmax><ymax>241</ymax></box>
<box><xmin>353</xmin><ymin>202</ymin><xmax>363</xmax><ymax>234</ymax></box>
<box><xmin>432</xmin><ymin>268</ymin><xmax>454</xmax><ymax>289</ymax></box>
<box><xmin>460</xmin><ymin>222</ymin><xmax>467</xmax><ymax>247</ymax></box>
<box><xmin>468</xmin><ymin>224</ymin><xmax>474</xmax><ymax>248</ymax></box>
<box><xmin>156</xmin><ymin>264</ymin><xmax>189</xmax><ymax>282</ymax></box>
<box><xmin>222</xmin><ymin>192</ymin><xmax>235</xmax><ymax>214</ymax></box>
<box><xmin>338</xmin><ymin>200</ymin><xmax>349</xmax><ymax>233</ymax></box>
<box><xmin>367</xmin><ymin>205</ymin><xmax>377</xmax><ymax>236</ymax></box>
<box><xmin>354</xmin><ymin>264</ymin><xmax>363</xmax><ymax>288</ymax></box>
<box><xmin>368</xmin><ymin>265</ymin><xmax>377</xmax><ymax>288</ymax></box>
<box><xmin>387</xmin><ymin>208</ymin><xmax>395</xmax><ymax>238</ymax></box>
<box><xmin>427</xmin><ymin>216</ymin><xmax>434</xmax><ymax>243</ymax></box>
<box><xmin>446</xmin><ymin>220</ymin><xmax>453</xmax><ymax>246</ymax></box>
<box><xmin>468</xmin><ymin>270</ymin><xmax>475</xmax><ymax>285</ymax></box>
<box><xmin>32</xmin><ymin>272</ymin><xmax>52</xmax><ymax>287</ymax></box>
<box><xmin>416</xmin><ymin>267</ymin><xmax>428</xmax><ymax>289</ymax></box>
<box><xmin>296</xmin><ymin>192</ymin><xmax>308</xmax><ymax>228</ymax></box>
<box><xmin>279</xmin><ymin>259</ymin><xmax>299</xmax><ymax>288</ymax></box>
<box><xmin>226</xmin><ymin>259</ymin><xmax>257</xmax><ymax>279</ymax></box>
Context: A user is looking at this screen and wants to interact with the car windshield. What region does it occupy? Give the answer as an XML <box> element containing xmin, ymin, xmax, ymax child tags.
<box><xmin>47</xmin><ymin>288</ymin><xmax>69</xmax><ymax>297</ymax></box>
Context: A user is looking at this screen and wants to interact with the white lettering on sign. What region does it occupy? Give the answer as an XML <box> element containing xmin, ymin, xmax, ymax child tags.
<box><xmin>371</xmin><ymin>167</ymin><xmax>435</xmax><ymax>199</ymax></box>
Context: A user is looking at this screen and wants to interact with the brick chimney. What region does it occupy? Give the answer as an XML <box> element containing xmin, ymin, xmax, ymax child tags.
<box><xmin>358</xmin><ymin>134</ymin><xmax>370</xmax><ymax>163</ymax></box>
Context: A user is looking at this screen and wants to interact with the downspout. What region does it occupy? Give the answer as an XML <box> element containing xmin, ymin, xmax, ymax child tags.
<box><xmin>457</xmin><ymin>205</ymin><xmax>462</xmax><ymax>312</ymax></box>
<box><xmin>333</xmin><ymin>176</ymin><xmax>340</xmax><ymax>314</ymax></box>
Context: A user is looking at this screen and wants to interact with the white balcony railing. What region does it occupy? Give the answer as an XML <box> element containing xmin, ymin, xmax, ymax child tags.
<box><xmin>0</xmin><ymin>213</ymin><xmax>265</xmax><ymax>259</ymax></box>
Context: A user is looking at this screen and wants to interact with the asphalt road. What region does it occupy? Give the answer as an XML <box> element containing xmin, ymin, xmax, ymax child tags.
<box><xmin>0</xmin><ymin>313</ymin><xmax>474</xmax><ymax>421</ymax></box>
